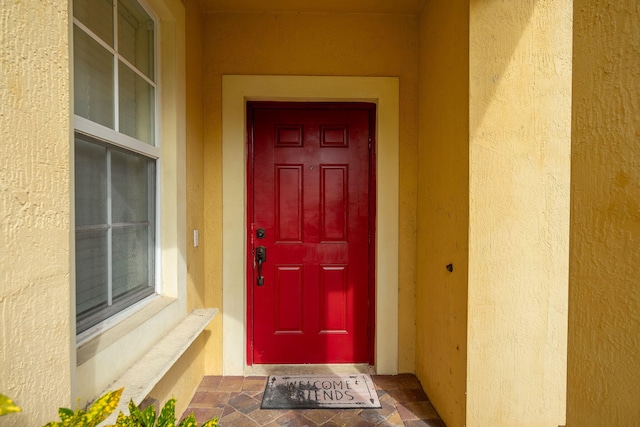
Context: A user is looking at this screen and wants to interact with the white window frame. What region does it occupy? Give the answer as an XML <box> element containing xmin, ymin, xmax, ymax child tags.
<box><xmin>72</xmin><ymin>0</ymin><xmax>162</xmax><ymax>336</ymax></box>
<box><xmin>72</xmin><ymin>0</ymin><xmax>189</xmax><ymax>407</ymax></box>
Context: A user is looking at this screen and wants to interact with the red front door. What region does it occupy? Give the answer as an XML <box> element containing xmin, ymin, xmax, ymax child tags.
<box><xmin>247</xmin><ymin>102</ymin><xmax>375</xmax><ymax>364</ymax></box>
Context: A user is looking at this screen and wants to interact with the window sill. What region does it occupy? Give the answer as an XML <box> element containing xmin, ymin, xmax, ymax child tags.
<box><xmin>100</xmin><ymin>308</ymin><xmax>218</xmax><ymax>425</ymax></box>
<box><xmin>77</xmin><ymin>295</ymin><xmax>174</xmax><ymax>365</ymax></box>
<box><xmin>76</xmin><ymin>297</ymin><xmax>199</xmax><ymax>405</ymax></box>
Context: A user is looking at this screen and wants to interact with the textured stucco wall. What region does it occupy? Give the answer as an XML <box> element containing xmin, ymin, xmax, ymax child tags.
<box><xmin>0</xmin><ymin>0</ymin><xmax>209</xmax><ymax>420</ymax></box>
<box><xmin>202</xmin><ymin>12</ymin><xmax>419</xmax><ymax>374</ymax></box>
<box><xmin>415</xmin><ymin>2</ymin><xmax>469</xmax><ymax>426</ymax></box>
<box><xmin>153</xmin><ymin>0</ymin><xmax>208</xmax><ymax>415</ymax></box>
<box><xmin>185</xmin><ymin>1</ymin><xmax>222</xmax><ymax>374</ymax></box>
<box><xmin>139</xmin><ymin>0</ymin><xmax>208</xmax><ymax>415</ymax></box>
<box><xmin>568</xmin><ymin>0</ymin><xmax>640</xmax><ymax>425</ymax></box>
<box><xmin>0</xmin><ymin>0</ymin><xmax>73</xmax><ymax>425</ymax></box>
<box><xmin>185</xmin><ymin>0</ymin><xmax>206</xmax><ymax>316</ymax></box>
<box><xmin>468</xmin><ymin>1</ymin><xmax>571</xmax><ymax>426</ymax></box>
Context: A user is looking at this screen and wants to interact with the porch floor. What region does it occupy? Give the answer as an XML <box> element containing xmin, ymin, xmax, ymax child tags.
<box><xmin>181</xmin><ymin>374</ymin><xmax>445</xmax><ymax>426</ymax></box>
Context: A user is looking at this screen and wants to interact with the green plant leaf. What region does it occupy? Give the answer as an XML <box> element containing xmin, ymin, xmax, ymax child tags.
<box><xmin>42</xmin><ymin>407</ymin><xmax>80</xmax><ymax>426</ymax></box>
<box><xmin>40</xmin><ymin>389</ymin><xmax>122</xmax><ymax>427</ymax></box>
<box><xmin>127</xmin><ymin>400</ymin><xmax>144</xmax><ymax>426</ymax></box>
<box><xmin>77</xmin><ymin>413</ymin><xmax>94</xmax><ymax>427</ymax></box>
<box><xmin>127</xmin><ymin>400</ymin><xmax>139</xmax><ymax>416</ymax></box>
<box><xmin>176</xmin><ymin>414</ymin><xmax>196</xmax><ymax>427</ymax></box>
<box><xmin>115</xmin><ymin>411</ymin><xmax>137</xmax><ymax>427</ymax></box>
<box><xmin>199</xmin><ymin>418</ymin><xmax>218</xmax><ymax>427</ymax></box>
<box><xmin>0</xmin><ymin>394</ymin><xmax>22</xmax><ymax>417</ymax></box>
<box><xmin>156</xmin><ymin>398</ymin><xmax>176</xmax><ymax>427</ymax></box>
<box><xmin>125</xmin><ymin>399</ymin><xmax>157</xmax><ymax>427</ymax></box>
<box><xmin>84</xmin><ymin>388</ymin><xmax>123</xmax><ymax>427</ymax></box>
<box><xmin>58</xmin><ymin>407</ymin><xmax>76</xmax><ymax>421</ymax></box>
<box><xmin>139</xmin><ymin>404</ymin><xmax>157</xmax><ymax>427</ymax></box>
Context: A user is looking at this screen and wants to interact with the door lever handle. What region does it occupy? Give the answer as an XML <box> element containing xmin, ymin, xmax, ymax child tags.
<box><xmin>255</xmin><ymin>246</ymin><xmax>267</xmax><ymax>286</ymax></box>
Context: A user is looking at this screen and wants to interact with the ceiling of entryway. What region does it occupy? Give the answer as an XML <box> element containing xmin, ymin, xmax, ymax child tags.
<box><xmin>194</xmin><ymin>0</ymin><xmax>427</xmax><ymax>15</ymax></box>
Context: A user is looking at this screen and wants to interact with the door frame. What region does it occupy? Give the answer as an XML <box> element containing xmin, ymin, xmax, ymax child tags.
<box><xmin>245</xmin><ymin>101</ymin><xmax>377</xmax><ymax>366</ymax></box>
<box><xmin>222</xmin><ymin>75</ymin><xmax>399</xmax><ymax>375</ymax></box>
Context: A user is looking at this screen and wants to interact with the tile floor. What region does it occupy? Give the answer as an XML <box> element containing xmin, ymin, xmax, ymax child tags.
<box><xmin>181</xmin><ymin>374</ymin><xmax>445</xmax><ymax>426</ymax></box>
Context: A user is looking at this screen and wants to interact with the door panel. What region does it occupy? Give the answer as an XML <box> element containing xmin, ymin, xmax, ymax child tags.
<box><xmin>320</xmin><ymin>166</ymin><xmax>348</xmax><ymax>241</ymax></box>
<box><xmin>275</xmin><ymin>265</ymin><xmax>304</xmax><ymax>333</ymax></box>
<box><xmin>249</xmin><ymin>102</ymin><xmax>374</xmax><ymax>364</ymax></box>
<box><xmin>319</xmin><ymin>265</ymin><xmax>348</xmax><ymax>332</ymax></box>
<box><xmin>275</xmin><ymin>165</ymin><xmax>303</xmax><ymax>242</ymax></box>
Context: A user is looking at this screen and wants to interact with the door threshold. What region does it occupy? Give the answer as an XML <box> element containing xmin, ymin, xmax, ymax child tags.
<box><xmin>245</xmin><ymin>364</ymin><xmax>376</xmax><ymax>376</ymax></box>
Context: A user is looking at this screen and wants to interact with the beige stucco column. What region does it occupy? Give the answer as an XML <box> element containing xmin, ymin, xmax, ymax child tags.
<box><xmin>467</xmin><ymin>1</ymin><xmax>572</xmax><ymax>426</ymax></box>
<box><xmin>0</xmin><ymin>0</ymin><xmax>73</xmax><ymax>425</ymax></box>
<box><xmin>568</xmin><ymin>0</ymin><xmax>640</xmax><ymax>425</ymax></box>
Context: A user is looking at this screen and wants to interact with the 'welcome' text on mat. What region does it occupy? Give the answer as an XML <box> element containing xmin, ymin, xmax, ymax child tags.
<box><xmin>261</xmin><ymin>374</ymin><xmax>381</xmax><ymax>409</ymax></box>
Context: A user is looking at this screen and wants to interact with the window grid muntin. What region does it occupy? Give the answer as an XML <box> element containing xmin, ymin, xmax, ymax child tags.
<box><xmin>73</xmin><ymin>0</ymin><xmax>157</xmax><ymax>146</ymax></box>
<box><xmin>106</xmin><ymin>148</ymin><xmax>113</xmax><ymax>306</ymax></box>
<box><xmin>73</xmin><ymin>19</ymin><xmax>156</xmax><ymax>89</ymax></box>
<box><xmin>74</xmin><ymin>132</ymin><xmax>157</xmax><ymax>331</ymax></box>
<box><xmin>118</xmin><ymin>0</ymin><xmax>155</xmax><ymax>80</ymax></box>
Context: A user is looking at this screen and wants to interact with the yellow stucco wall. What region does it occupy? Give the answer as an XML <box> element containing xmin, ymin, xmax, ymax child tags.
<box><xmin>141</xmin><ymin>0</ymin><xmax>211</xmax><ymax>416</ymax></box>
<box><xmin>146</xmin><ymin>0</ymin><xmax>208</xmax><ymax>417</ymax></box>
<box><xmin>186</xmin><ymin>0</ymin><xmax>206</xmax><ymax>314</ymax></box>
<box><xmin>567</xmin><ymin>0</ymin><xmax>640</xmax><ymax>425</ymax></box>
<box><xmin>202</xmin><ymin>11</ymin><xmax>419</xmax><ymax>374</ymax></box>
<box><xmin>415</xmin><ymin>2</ymin><xmax>469</xmax><ymax>426</ymax></box>
<box><xmin>1</xmin><ymin>0</ymin><xmax>208</xmax><ymax>421</ymax></box>
<box><xmin>0</xmin><ymin>0</ymin><xmax>73</xmax><ymax>425</ymax></box>
<box><xmin>467</xmin><ymin>1</ymin><xmax>571</xmax><ymax>426</ymax></box>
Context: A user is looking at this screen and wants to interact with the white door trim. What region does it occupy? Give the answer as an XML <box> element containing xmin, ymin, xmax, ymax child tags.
<box><xmin>221</xmin><ymin>75</ymin><xmax>399</xmax><ymax>375</ymax></box>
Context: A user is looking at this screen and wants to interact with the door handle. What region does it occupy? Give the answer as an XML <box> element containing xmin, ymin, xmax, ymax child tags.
<box><xmin>255</xmin><ymin>246</ymin><xmax>267</xmax><ymax>286</ymax></box>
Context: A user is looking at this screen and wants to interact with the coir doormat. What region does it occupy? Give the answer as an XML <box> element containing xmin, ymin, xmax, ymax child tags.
<box><xmin>261</xmin><ymin>374</ymin><xmax>381</xmax><ymax>409</ymax></box>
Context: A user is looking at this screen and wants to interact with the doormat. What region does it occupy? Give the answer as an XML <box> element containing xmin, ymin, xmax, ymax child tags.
<box><xmin>261</xmin><ymin>374</ymin><xmax>381</xmax><ymax>409</ymax></box>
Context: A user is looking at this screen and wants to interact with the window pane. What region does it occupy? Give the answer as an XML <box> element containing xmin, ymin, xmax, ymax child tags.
<box><xmin>74</xmin><ymin>25</ymin><xmax>114</xmax><ymax>129</ymax></box>
<box><xmin>118</xmin><ymin>0</ymin><xmax>154</xmax><ymax>79</ymax></box>
<box><xmin>112</xmin><ymin>226</ymin><xmax>153</xmax><ymax>300</ymax></box>
<box><xmin>76</xmin><ymin>229</ymin><xmax>108</xmax><ymax>317</ymax></box>
<box><xmin>74</xmin><ymin>0</ymin><xmax>113</xmax><ymax>47</ymax></box>
<box><xmin>75</xmin><ymin>135</ymin><xmax>107</xmax><ymax>227</ymax></box>
<box><xmin>111</xmin><ymin>148</ymin><xmax>155</xmax><ymax>223</ymax></box>
<box><xmin>118</xmin><ymin>62</ymin><xmax>155</xmax><ymax>145</ymax></box>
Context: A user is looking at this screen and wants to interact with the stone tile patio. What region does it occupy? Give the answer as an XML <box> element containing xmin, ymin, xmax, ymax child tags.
<box><xmin>181</xmin><ymin>374</ymin><xmax>445</xmax><ymax>426</ymax></box>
